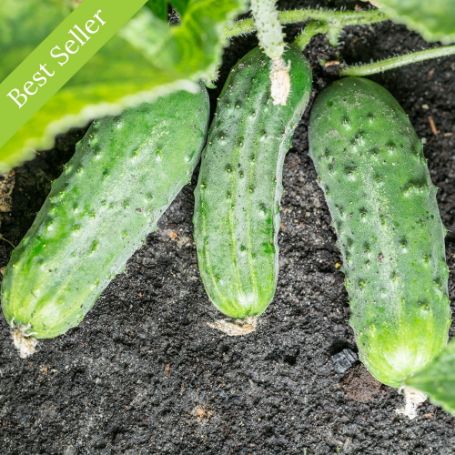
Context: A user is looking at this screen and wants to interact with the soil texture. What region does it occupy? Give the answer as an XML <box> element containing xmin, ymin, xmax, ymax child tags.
<box><xmin>1</xmin><ymin>1</ymin><xmax>455</xmax><ymax>453</ymax></box>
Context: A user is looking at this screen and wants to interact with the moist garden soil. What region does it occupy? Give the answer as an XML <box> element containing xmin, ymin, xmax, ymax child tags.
<box><xmin>1</xmin><ymin>1</ymin><xmax>455</xmax><ymax>453</ymax></box>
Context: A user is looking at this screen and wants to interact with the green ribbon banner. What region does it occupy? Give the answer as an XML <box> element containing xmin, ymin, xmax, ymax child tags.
<box><xmin>0</xmin><ymin>0</ymin><xmax>149</xmax><ymax>152</ymax></box>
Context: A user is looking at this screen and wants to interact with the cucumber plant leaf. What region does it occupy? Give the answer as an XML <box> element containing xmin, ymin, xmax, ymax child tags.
<box><xmin>145</xmin><ymin>0</ymin><xmax>168</xmax><ymax>20</ymax></box>
<box><xmin>372</xmin><ymin>0</ymin><xmax>455</xmax><ymax>43</ymax></box>
<box><xmin>0</xmin><ymin>0</ymin><xmax>245</xmax><ymax>173</ymax></box>
<box><xmin>170</xmin><ymin>0</ymin><xmax>190</xmax><ymax>15</ymax></box>
<box><xmin>406</xmin><ymin>339</ymin><xmax>455</xmax><ymax>415</ymax></box>
<box><xmin>145</xmin><ymin>0</ymin><xmax>189</xmax><ymax>18</ymax></box>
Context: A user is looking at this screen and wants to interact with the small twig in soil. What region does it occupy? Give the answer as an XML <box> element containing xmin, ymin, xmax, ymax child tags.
<box><xmin>428</xmin><ymin>116</ymin><xmax>439</xmax><ymax>135</ymax></box>
<box><xmin>0</xmin><ymin>234</ymin><xmax>15</xmax><ymax>248</ymax></box>
<box><xmin>324</xmin><ymin>60</ymin><xmax>341</xmax><ymax>68</ymax></box>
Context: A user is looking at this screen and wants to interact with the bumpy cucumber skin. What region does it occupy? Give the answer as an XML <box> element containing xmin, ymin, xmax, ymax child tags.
<box><xmin>194</xmin><ymin>46</ymin><xmax>312</xmax><ymax>319</ymax></box>
<box><xmin>309</xmin><ymin>77</ymin><xmax>451</xmax><ymax>388</ymax></box>
<box><xmin>2</xmin><ymin>88</ymin><xmax>209</xmax><ymax>339</ymax></box>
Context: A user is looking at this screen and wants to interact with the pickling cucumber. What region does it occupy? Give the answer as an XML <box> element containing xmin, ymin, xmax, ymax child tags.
<box><xmin>2</xmin><ymin>87</ymin><xmax>209</xmax><ymax>356</ymax></box>
<box><xmin>193</xmin><ymin>46</ymin><xmax>312</xmax><ymax>320</ymax></box>
<box><xmin>308</xmin><ymin>77</ymin><xmax>451</xmax><ymax>388</ymax></box>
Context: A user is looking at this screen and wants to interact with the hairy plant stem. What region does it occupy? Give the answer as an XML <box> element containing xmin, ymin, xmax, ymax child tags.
<box><xmin>225</xmin><ymin>8</ymin><xmax>387</xmax><ymax>39</ymax></box>
<box><xmin>294</xmin><ymin>21</ymin><xmax>329</xmax><ymax>50</ymax></box>
<box><xmin>341</xmin><ymin>45</ymin><xmax>455</xmax><ymax>76</ymax></box>
<box><xmin>250</xmin><ymin>0</ymin><xmax>290</xmax><ymax>105</ymax></box>
<box><xmin>226</xmin><ymin>8</ymin><xmax>455</xmax><ymax>77</ymax></box>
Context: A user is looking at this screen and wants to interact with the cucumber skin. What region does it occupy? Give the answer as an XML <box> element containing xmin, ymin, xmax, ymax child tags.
<box><xmin>309</xmin><ymin>77</ymin><xmax>451</xmax><ymax>388</ymax></box>
<box><xmin>1</xmin><ymin>88</ymin><xmax>209</xmax><ymax>339</ymax></box>
<box><xmin>194</xmin><ymin>46</ymin><xmax>312</xmax><ymax>319</ymax></box>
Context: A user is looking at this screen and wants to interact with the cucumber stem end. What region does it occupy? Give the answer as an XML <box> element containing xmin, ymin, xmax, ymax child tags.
<box><xmin>207</xmin><ymin>317</ymin><xmax>258</xmax><ymax>336</ymax></box>
<box><xmin>270</xmin><ymin>58</ymin><xmax>291</xmax><ymax>106</ymax></box>
<box><xmin>11</xmin><ymin>327</ymin><xmax>38</xmax><ymax>359</ymax></box>
<box><xmin>396</xmin><ymin>386</ymin><xmax>427</xmax><ymax>420</ymax></box>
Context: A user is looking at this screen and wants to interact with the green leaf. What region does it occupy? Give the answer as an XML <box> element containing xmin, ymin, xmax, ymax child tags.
<box><xmin>170</xmin><ymin>0</ymin><xmax>189</xmax><ymax>15</ymax></box>
<box><xmin>145</xmin><ymin>0</ymin><xmax>189</xmax><ymax>18</ymax></box>
<box><xmin>406</xmin><ymin>339</ymin><xmax>455</xmax><ymax>415</ymax></box>
<box><xmin>0</xmin><ymin>0</ymin><xmax>245</xmax><ymax>173</ymax></box>
<box><xmin>145</xmin><ymin>0</ymin><xmax>168</xmax><ymax>20</ymax></box>
<box><xmin>373</xmin><ymin>0</ymin><xmax>455</xmax><ymax>43</ymax></box>
<box><xmin>119</xmin><ymin>9</ymin><xmax>171</xmax><ymax>56</ymax></box>
<box><xmin>0</xmin><ymin>1</ymin><xmax>69</xmax><ymax>52</ymax></box>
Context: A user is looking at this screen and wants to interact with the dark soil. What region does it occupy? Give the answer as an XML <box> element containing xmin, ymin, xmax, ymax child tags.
<box><xmin>1</xmin><ymin>1</ymin><xmax>455</xmax><ymax>454</ymax></box>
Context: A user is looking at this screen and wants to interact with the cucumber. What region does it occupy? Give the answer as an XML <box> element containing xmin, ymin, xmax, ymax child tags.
<box><xmin>2</xmin><ymin>87</ymin><xmax>209</xmax><ymax>356</ymax></box>
<box><xmin>193</xmin><ymin>46</ymin><xmax>312</xmax><ymax>320</ymax></box>
<box><xmin>308</xmin><ymin>77</ymin><xmax>451</xmax><ymax>388</ymax></box>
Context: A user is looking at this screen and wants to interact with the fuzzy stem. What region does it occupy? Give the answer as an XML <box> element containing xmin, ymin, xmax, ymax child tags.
<box><xmin>250</xmin><ymin>0</ymin><xmax>285</xmax><ymax>61</ymax></box>
<box><xmin>250</xmin><ymin>0</ymin><xmax>290</xmax><ymax>105</ymax></box>
<box><xmin>294</xmin><ymin>21</ymin><xmax>329</xmax><ymax>50</ymax></box>
<box><xmin>225</xmin><ymin>8</ymin><xmax>387</xmax><ymax>39</ymax></box>
<box><xmin>341</xmin><ymin>45</ymin><xmax>455</xmax><ymax>76</ymax></box>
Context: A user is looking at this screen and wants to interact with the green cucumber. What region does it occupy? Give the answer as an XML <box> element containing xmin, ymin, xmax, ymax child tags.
<box><xmin>193</xmin><ymin>46</ymin><xmax>312</xmax><ymax>320</ymax></box>
<box><xmin>2</xmin><ymin>87</ymin><xmax>209</xmax><ymax>356</ymax></box>
<box><xmin>308</xmin><ymin>77</ymin><xmax>451</xmax><ymax>388</ymax></box>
